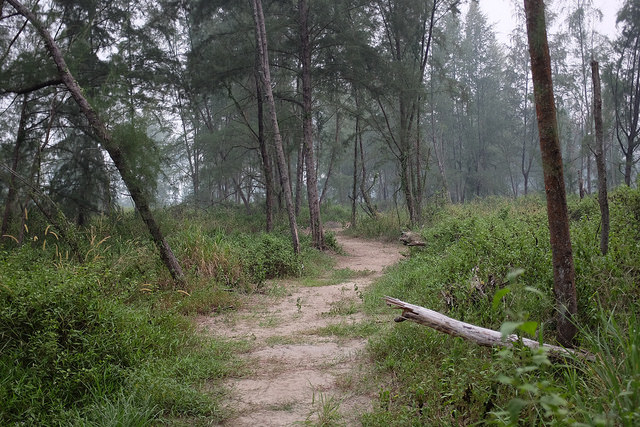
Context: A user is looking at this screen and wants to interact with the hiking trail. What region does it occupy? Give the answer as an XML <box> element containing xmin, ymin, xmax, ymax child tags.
<box><xmin>197</xmin><ymin>227</ymin><xmax>402</xmax><ymax>426</ymax></box>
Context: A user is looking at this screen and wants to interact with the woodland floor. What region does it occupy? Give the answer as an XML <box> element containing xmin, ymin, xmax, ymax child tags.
<box><xmin>197</xmin><ymin>227</ymin><xmax>403</xmax><ymax>426</ymax></box>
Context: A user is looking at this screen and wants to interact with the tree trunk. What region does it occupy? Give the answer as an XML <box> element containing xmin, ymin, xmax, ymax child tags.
<box><xmin>320</xmin><ymin>112</ymin><xmax>340</xmax><ymax>205</ymax></box>
<box><xmin>591</xmin><ymin>60</ymin><xmax>610</xmax><ymax>255</ymax></box>
<box><xmin>351</xmin><ymin>112</ymin><xmax>358</xmax><ymax>227</ymax></box>
<box><xmin>6</xmin><ymin>0</ymin><xmax>185</xmax><ymax>283</ymax></box>
<box><xmin>252</xmin><ymin>0</ymin><xmax>300</xmax><ymax>255</ymax></box>
<box><xmin>254</xmin><ymin>33</ymin><xmax>274</xmax><ymax>232</ymax></box>
<box><xmin>298</xmin><ymin>0</ymin><xmax>323</xmax><ymax>249</ymax></box>
<box><xmin>525</xmin><ymin>0</ymin><xmax>578</xmax><ymax>347</ymax></box>
<box><xmin>359</xmin><ymin>129</ymin><xmax>377</xmax><ymax>218</ymax></box>
<box><xmin>624</xmin><ymin>144</ymin><xmax>634</xmax><ymax>186</ymax></box>
<box><xmin>1</xmin><ymin>94</ymin><xmax>28</xmax><ymax>238</ymax></box>
<box><xmin>414</xmin><ymin>103</ymin><xmax>423</xmax><ymax>221</ymax></box>
<box><xmin>295</xmin><ymin>138</ymin><xmax>304</xmax><ymax>217</ymax></box>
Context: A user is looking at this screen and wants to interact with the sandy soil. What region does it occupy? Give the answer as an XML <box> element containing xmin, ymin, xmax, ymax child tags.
<box><xmin>197</xmin><ymin>228</ymin><xmax>402</xmax><ymax>426</ymax></box>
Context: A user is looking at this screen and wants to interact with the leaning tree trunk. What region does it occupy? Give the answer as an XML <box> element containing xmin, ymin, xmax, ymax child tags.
<box><xmin>6</xmin><ymin>0</ymin><xmax>185</xmax><ymax>283</ymax></box>
<box><xmin>252</xmin><ymin>0</ymin><xmax>300</xmax><ymax>255</ymax></box>
<box><xmin>525</xmin><ymin>0</ymin><xmax>577</xmax><ymax>346</ymax></box>
<box><xmin>591</xmin><ymin>60</ymin><xmax>610</xmax><ymax>255</ymax></box>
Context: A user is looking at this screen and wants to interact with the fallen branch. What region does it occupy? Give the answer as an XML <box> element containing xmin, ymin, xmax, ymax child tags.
<box><xmin>399</xmin><ymin>231</ymin><xmax>426</xmax><ymax>247</ymax></box>
<box><xmin>384</xmin><ymin>296</ymin><xmax>594</xmax><ymax>361</ymax></box>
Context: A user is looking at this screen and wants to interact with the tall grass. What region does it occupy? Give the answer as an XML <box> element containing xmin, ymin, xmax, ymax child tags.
<box><xmin>360</xmin><ymin>188</ymin><xmax>640</xmax><ymax>425</ymax></box>
<box><xmin>0</xmin><ymin>204</ymin><xmax>328</xmax><ymax>425</ymax></box>
<box><xmin>0</xmin><ymin>246</ymin><xmax>243</xmax><ymax>425</ymax></box>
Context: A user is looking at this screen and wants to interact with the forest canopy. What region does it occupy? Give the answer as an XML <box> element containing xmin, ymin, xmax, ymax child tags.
<box><xmin>1</xmin><ymin>0</ymin><xmax>637</xmax><ymax>229</ymax></box>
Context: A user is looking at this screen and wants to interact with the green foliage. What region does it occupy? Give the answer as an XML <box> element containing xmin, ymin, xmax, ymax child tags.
<box><xmin>360</xmin><ymin>188</ymin><xmax>640</xmax><ymax>425</ymax></box>
<box><xmin>0</xmin><ymin>250</ymin><xmax>239</xmax><ymax>425</ymax></box>
<box><xmin>111</xmin><ymin>121</ymin><xmax>162</xmax><ymax>202</ymax></box>
<box><xmin>236</xmin><ymin>232</ymin><xmax>303</xmax><ymax>284</ymax></box>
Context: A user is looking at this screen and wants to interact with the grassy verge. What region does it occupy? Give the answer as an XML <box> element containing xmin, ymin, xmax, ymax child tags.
<box><xmin>357</xmin><ymin>188</ymin><xmax>640</xmax><ymax>425</ymax></box>
<box><xmin>0</xmin><ymin>247</ymin><xmax>247</xmax><ymax>425</ymax></box>
<box><xmin>0</xmin><ymin>205</ymin><xmax>336</xmax><ymax>425</ymax></box>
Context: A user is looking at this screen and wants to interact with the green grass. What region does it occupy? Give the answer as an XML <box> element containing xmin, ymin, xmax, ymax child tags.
<box><xmin>0</xmin><ymin>205</ymin><xmax>334</xmax><ymax>425</ymax></box>
<box><xmin>4</xmin><ymin>192</ymin><xmax>639</xmax><ymax>425</ymax></box>
<box><xmin>0</xmin><ymin>247</ymin><xmax>244</xmax><ymax>425</ymax></box>
<box><xmin>358</xmin><ymin>188</ymin><xmax>640</xmax><ymax>425</ymax></box>
<box><xmin>311</xmin><ymin>321</ymin><xmax>383</xmax><ymax>339</ymax></box>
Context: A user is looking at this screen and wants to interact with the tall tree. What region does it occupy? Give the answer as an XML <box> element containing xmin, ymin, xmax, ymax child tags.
<box><xmin>563</xmin><ymin>0</ymin><xmax>605</xmax><ymax>196</ymax></box>
<box><xmin>506</xmin><ymin>1</ymin><xmax>539</xmax><ymax>196</ymax></box>
<box><xmin>524</xmin><ymin>0</ymin><xmax>578</xmax><ymax>346</ymax></box>
<box><xmin>369</xmin><ymin>0</ymin><xmax>457</xmax><ymax>224</ymax></box>
<box><xmin>591</xmin><ymin>60</ymin><xmax>609</xmax><ymax>255</ymax></box>
<box><xmin>1</xmin><ymin>94</ymin><xmax>29</xmax><ymax>237</ymax></box>
<box><xmin>298</xmin><ymin>0</ymin><xmax>324</xmax><ymax>249</ymax></box>
<box><xmin>251</xmin><ymin>0</ymin><xmax>300</xmax><ymax>255</ymax></box>
<box><xmin>611</xmin><ymin>0</ymin><xmax>640</xmax><ymax>186</ymax></box>
<box><xmin>6</xmin><ymin>0</ymin><xmax>185</xmax><ymax>283</ymax></box>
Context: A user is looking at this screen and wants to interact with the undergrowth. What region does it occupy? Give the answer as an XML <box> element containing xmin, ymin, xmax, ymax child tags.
<box><xmin>0</xmin><ymin>247</ymin><xmax>243</xmax><ymax>425</ymax></box>
<box><xmin>360</xmin><ymin>188</ymin><xmax>640</xmax><ymax>425</ymax></box>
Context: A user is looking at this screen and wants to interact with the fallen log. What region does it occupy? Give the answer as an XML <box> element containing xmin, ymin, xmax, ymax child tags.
<box><xmin>385</xmin><ymin>296</ymin><xmax>594</xmax><ymax>361</ymax></box>
<box><xmin>400</xmin><ymin>231</ymin><xmax>426</xmax><ymax>247</ymax></box>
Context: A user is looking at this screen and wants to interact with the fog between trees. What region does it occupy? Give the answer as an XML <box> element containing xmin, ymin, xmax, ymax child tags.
<box><xmin>1</xmin><ymin>0</ymin><xmax>638</xmax><ymax>229</ymax></box>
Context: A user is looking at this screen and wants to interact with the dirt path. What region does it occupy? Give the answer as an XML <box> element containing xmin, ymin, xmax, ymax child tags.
<box><xmin>197</xmin><ymin>230</ymin><xmax>402</xmax><ymax>426</ymax></box>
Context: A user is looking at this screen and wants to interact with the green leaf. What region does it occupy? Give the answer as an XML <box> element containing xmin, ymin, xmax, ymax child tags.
<box><xmin>506</xmin><ymin>268</ymin><xmax>525</xmax><ymax>282</ymax></box>
<box><xmin>540</xmin><ymin>393</ymin><xmax>568</xmax><ymax>413</ymax></box>
<box><xmin>517</xmin><ymin>383</ymin><xmax>538</xmax><ymax>394</ymax></box>
<box><xmin>497</xmin><ymin>374</ymin><xmax>514</xmax><ymax>385</ymax></box>
<box><xmin>500</xmin><ymin>321</ymin><xmax>522</xmax><ymax>339</ymax></box>
<box><xmin>492</xmin><ymin>287</ymin><xmax>511</xmax><ymax>310</ymax></box>
<box><xmin>507</xmin><ymin>397</ymin><xmax>528</xmax><ymax>421</ymax></box>
<box><xmin>524</xmin><ymin>286</ymin><xmax>545</xmax><ymax>297</ymax></box>
<box><xmin>532</xmin><ymin>351</ymin><xmax>551</xmax><ymax>366</ymax></box>
<box><xmin>519</xmin><ymin>321</ymin><xmax>538</xmax><ymax>337</ymax></box>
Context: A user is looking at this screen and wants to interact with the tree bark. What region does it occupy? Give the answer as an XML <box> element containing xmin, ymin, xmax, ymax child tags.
<box><xmin>385</xmin><ymin>297</ymin><xmax>594</xmax><ymax>361</ymax></box>
<box><xmin>252</xmin><ymin>0</ymin><xmax>300</xmax><ymax>255</ymax></box>
<box><xmin>254</xmin><ymin>31</ymin><xmax>274</xmax><ymax>232</ymax></box>
<box><xmin>591</xmin><ymin>60</ymin><xmax>610</xmax><ymax>255</ymax></box>
<box><xmin>6</xmin><ymin>0</ymin><xmax>185</xmax><ymax>283</ymax></box>
<box><xmin>1</xmin><ymin>94</ymin><xmax>28</xmax><ymax>238</ymax></box>
<box><xmin>299</xmin><ymin>0</ymin><xmax>323</xmax><ymax>249</ymax></box>
<box><xmin>320</xmin><ymin>112</ymin><xmax>340</xmax><ymax>205</ymax></box>
<box><xmin>295</xmin><ymin>138</ymin><xmax>304</xmax><ymax>217</ymax></box>
<box><xmin>351</xmin><ymin>111</ymin><xmax>359</xmax><ymax>227</ymax></box>
<box><xmin>359</xmin><ymin>127</ymin><xmax>378</xmax><ymax>218</ymax></box>
<box><xmin>525</xmin><ymin>0</ymin><xmax>577</xmax><ymax>346</ymax></box>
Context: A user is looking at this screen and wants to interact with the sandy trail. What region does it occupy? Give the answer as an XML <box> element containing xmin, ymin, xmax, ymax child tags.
<box><xmin>197</xmin><ymin>229</ymin><xmax>402</xmax><ymax>426</ymax></box>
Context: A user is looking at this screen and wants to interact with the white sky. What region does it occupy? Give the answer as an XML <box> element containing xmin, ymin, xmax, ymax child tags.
<box><xmin>478</xmin><ymin>0</ymin><xmax>624</xmax><ymax>44</ymax></box>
